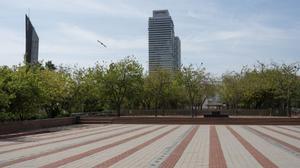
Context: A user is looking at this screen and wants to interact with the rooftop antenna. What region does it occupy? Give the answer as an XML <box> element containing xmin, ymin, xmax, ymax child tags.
<box><xmin>28</xmin><ymin>8</ymin><xmax>30</xmax><ymax>17</ymax></box>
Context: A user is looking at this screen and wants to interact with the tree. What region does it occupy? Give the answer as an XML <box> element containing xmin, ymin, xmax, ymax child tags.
<box><xmin>219</xmin><ymin>62</ymin><xmax>300</xmax><ymax>116</ymax></box>
<box><xmin>219</xmin><ymin>72</ymin><xmax>242</xmax><ymax>113</ymax></box>
<box><xmin>144</xmin><ymin>70</ymin><xmax>172</xmax><ymax>116</ymax></box>
<box><xmin>39</xmin><ymin>69</ymin><xmax>73</xmax><ymax>118</ymax></box>
<box><xmin>0</xmin><ymin>66</ymin><xmax>14</xmax><ymax>112</ymax></box>
<box><xmin>7</xmin><ymin>65</ymin><xmax>43</xmax><ymax>120</ymax></box>
<box><xmin>180</xmin><ymin>65</ymin><xmax>210</xmax><ymax>117</ymax></box>
<box><xmin>103</xmin><ymin>57</ymin><xmax>143</xmax><ymax>116</ymax></box>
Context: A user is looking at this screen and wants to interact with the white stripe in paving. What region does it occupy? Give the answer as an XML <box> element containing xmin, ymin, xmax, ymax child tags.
<box><xmin>30</xmin><ymin>124</ymin><xmax>112</xmax><ymax>139</ymax></box>
<box><xmin>7</xmin><ymin>125</ymin><xmax>155</xmax><ymax>168</ymax></box>
<box><xmin>174</xmin><ymin>125</ymin><xmax>209</xmax><ymax>168</ymax></box>
<box><xmin>60</xmin><ymin>125</ymin><xmax>177</xmax><ymax>168</ymax></box>
<box><xmin>217</xmin><ymin>126</ymin><xmax>262</xmax><ymax>168</ymax></box>
<box><xmin>111</xmin><ymin>125</ymin><xmax>191</xmax><ymax>168</ymax></box>
<box><xmin>268</xmin><ymin>126</ymin><xmax>300</xmax><ymax>138</ymax></box>
<box><xmin>252</xmin><ymin>126</ymin><xmax>300</xmax><ymax>147</ymax></box>
<box><xmin>279</xmin><ymin>126</ymin><xmax>300</xmax><ymax>133</ymax></box>
<box><xmin>232</xmin><ymin>126</ymin><xmax>300</xmax><ymax>168</ymax></box>
<box><xmin>0</xmin><ymin>126</ymin><xmax>144</xmax><ymax>162</ymax></box>
<box><xmin>0</xmin><ymin>124</ymin><xmax>106</xmax><ymax>147</ymax></box>
<box><xmin>0</xmin><ymin>124</ymin><xmax>124</xmax><ymax>152</ymax></box>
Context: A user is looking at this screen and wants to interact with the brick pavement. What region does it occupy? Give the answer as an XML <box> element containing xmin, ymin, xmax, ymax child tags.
<box><xmin>0</xmin><ymin>124</ymin><xmax>299</xmax><ymax>168</ymax></box>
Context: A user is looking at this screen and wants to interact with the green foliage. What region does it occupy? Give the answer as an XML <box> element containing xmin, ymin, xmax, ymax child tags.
<box><xmin>180</xmin><ymin>65</ymin><xmax>214</xmax><ymax>117</ymax></box>
<box><xmin>0</xmin><ymin>66</ymin><xmax>14</xmax><ymax>111</ymax></box>
<box><xmin>1</xmin><ymin>58</ymin><xmax>299</xmax><ymax>121</ymax></box>
<box><xmin>103</xmin><ymin>57</ymin><xmax>143</xmax><ymax>116</ymax></box>
<box><xmin>219</xmin><ymin>62</ymin><xmax>300</xmax><ymax>116</ymax></box>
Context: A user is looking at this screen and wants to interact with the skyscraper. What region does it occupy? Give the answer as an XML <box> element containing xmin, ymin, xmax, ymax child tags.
<box><xmin>174</xmin><ymin>36</ymin><xmax>181</xmax><ymax>68</ymax></box>
<box><xmin>25</xmin><ymin>15</ymin><xmax>39</xmax><ymax>64</ymax></box>
<box><xmin>148</xmin><ymin>10</ymin><xmax>181</xmax><ymax>73</ymax></box>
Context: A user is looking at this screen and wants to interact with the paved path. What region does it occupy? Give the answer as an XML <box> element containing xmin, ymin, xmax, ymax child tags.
<box><xmin>0</xmin><ymin>124</ymin><xmax>299</xmax><ymax>168</ymax></box>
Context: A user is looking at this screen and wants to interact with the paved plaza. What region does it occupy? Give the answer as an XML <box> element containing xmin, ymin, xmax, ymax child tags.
<box><xmin>0</xmin><ymin>124</ymin><xmax>299</xmax><ymax>168</ymax></box>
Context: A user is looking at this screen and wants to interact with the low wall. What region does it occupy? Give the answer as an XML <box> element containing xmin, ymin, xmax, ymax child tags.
<box><xmin>0</xmin><ymin>117</ymin><xmax>77</xmax><ymax>135</ymax></box>
<box><xmin>80</xmin><ymin>116</ymin><xmax>300</xmax><ymax>125</ymax></box>
<box><xmin>120</xmin><ymin>109</ymin><xmax>273</xmax><ymax>116</ymax></box>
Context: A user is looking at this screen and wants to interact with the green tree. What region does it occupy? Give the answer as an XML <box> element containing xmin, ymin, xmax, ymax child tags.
<box><xmin>144</xmin><ymin>70</ymin><xmax>172</xmax><ymax>116</ymax></box>
<box><xmin>0</xmin><ymin>66</ymin><xmax>14</xmax><ymax>112</ymax></box>
<box><xmin>7</xmin><ymin>65</ymin><xmax>43</xmax><ymax>120</ymax></box>
<box><xmin>103</xmin><ymin>57</ymin><xmax>143</xmax><ymax>116</ymax></box>
<box><xmin>219</xmin><ymin>72</ymin><xmax>242</xmax><ymax>113</ymax></box>
<box><xmin>39</xmin><ymin>69</ymin><xmax>73</xmax><ymax>118</ymax></box>
<box><xmin>180</xmin><ymin>65</ymin><xmax>210</xmax><ymax>117</ymax></box>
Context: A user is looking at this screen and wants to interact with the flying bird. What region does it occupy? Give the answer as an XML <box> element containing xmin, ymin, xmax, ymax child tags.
<box><xmin>97</xmin><ymin>40</ymin><xmax>107</xmax><ymax>48</ymax></box>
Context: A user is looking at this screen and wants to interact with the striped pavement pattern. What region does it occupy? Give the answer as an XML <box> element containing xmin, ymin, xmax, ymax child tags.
<box><xmin>0</xmin><ymin>124</ymin><xmax>299</xmax><ymax>168</ymax></box>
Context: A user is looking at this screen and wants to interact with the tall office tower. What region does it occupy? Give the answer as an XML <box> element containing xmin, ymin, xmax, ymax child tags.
<box><xmin>174</xmin><ymin>36</ymin><xmax>181</xmax><ymax>68</ymax></box>
<box><xmin>25</xmin><ymin>15</ymin><xmax>39</xmax><ymax>64</ymax></box>
<box><xmin>148</xmin><ymin>10</ymin><xmax>181</xmax><ymax>73</ymax></box>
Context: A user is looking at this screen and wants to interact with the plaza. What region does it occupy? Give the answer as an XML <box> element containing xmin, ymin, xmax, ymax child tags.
<box><xmin>0</xmin><ymin>124</ymin><xmax>299</xmax><ymax>168</ymax></box>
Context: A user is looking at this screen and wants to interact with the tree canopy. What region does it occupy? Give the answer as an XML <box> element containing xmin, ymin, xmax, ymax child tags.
<box><xmin>0</xmin><ymin>58</ymin><xmax>299</xmax><ymax>121</ymax></box>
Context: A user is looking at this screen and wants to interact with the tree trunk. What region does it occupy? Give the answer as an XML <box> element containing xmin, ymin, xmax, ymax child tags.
<box><xmin>117</xmin><ymin>104</ymin><xmax>121</xmax><ymax>117</ymax></box>
<box><xmin>154</xmin><ymin>101</ymin><xmax>158</xmax><ymax>117</ymax></box>
<box><xmin>287</xmin><ymin>99</ymin><xmax>291</xmax><ymax>117</ymax></box>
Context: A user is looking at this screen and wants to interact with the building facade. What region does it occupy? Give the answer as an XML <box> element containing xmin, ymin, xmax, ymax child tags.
<box><xmin>148</xmin><ymin>10</ymin><xmax>181</xmax><ymax>73</ymax></box>
<box><xmin>174</xmin><ymin>36</ymin><xmax>181</xmax><ymax>68</ymax></box>
<box><xmin>25</xmin><ymin>15</ymin><xmax>39</xmax><ymax>64</ymax></box>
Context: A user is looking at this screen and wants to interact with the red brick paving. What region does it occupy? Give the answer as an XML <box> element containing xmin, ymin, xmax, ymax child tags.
<box><xmin>246</xmin><ymin>126</ymin><xmax>300</xmax><ymax>153</ymax></box>
<box><xmin>276</xmin><ymin>126</ymin><xmax>300</xmax><ymax>134</ymax></box>
<box><xmin>261</xmin><ymin>126</ymin><xmax>300</xmax><ymax>141</ymax></box>
<box><xmin>227</xmin><ymin>126</ymin><xmax>278</xmax><ymax>168</ymax></box>
<box><xmin>159</xmin><ymin>126</ymin><xmax>199</xmax><ymax>168</ymax></box>
<box><xmin>92</xmin><ymin>126</ymin><xmax>180</xmax><ymax>168</ymax></box>
<box><xmin>0</xmin><ymin>125</ymin><xmax>120</xmax><ymax>148</ymax></box>
<box><xmin>0</xmin><ymin>125</ymin><xmax>131</xmax><ymax>155</ymax></box>
<box><xmin>0</xmin><ymin>125</ymin><xmax>151</xmax><ymax>167</ymax></box>
<box><xmin>0</xmin><ymin>130</ymin><xmax>51</xmax><ymax>139</ymax></box>
<box><xmin>1</xmin><ymin>125</ymin><xmax>299</xmax><ymax>168</ymax></box>
<box><xmin>209</xmin><ymin>126</ymin><xmax>227</xmax><ymax>168</ymax></box>
<box><xmin>40</xmin><ymin>126</ymin><xmax>167</xmax><ymax>168</ymax></box>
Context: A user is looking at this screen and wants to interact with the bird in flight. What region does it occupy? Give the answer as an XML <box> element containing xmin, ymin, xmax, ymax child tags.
<box><xmin>97</xmin><ymin>40</ymin><xmax>107</xmax><ymax>48</ymax></box>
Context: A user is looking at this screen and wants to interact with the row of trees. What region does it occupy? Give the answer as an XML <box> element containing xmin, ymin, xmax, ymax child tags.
<box><xmin>0</xmin><ymin>57</ymin><xmax>214</xmax><ymax>120</ymax></box>
<box><xmin>219</xmin><ymin>63</ymin><xmax>300</xmax><ymax>116</ymax></box>
<box><xmin>1</xmin><ymin>57</ymin><xmax>299</xmax><ymax>120</ymax></box>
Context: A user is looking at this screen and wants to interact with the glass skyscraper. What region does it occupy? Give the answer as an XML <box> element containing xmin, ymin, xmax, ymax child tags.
<box><xmin>148</xmin><ymin>10</ymin><xmax>181</xmax><ymax>73</ymax></box>
<box><xmin>25</xmin><ymin>15</ymin><xmax>39</xmax><ymax>64</ymax></box>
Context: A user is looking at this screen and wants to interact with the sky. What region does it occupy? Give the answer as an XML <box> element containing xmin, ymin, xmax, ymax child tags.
<box><xmin>0</xmin><ymin>0</ymin><xmax>299</xmax><ymax>76</ymax></box>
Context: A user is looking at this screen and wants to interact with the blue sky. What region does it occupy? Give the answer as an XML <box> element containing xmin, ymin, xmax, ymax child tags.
<box><xmin>1</xmin><ymin>0</ymin><xmax>299</xmax><ymax>76</ymax></box>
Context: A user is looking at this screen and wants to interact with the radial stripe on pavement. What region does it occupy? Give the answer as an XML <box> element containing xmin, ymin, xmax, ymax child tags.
<box><xmin>159</xmin><ymin>125</ymin><xmax>199</xmax><ymax>168</ymax></box>
<box><xmin>209</xmin><ymin>125</ymin><xmax>227</xmax><ymax>168</ymax></box>
<box><xmin>0</xmin><ymin>125</ymin><xmax>151</xmax><ymax>167</ymax></box>
<box><xmin>174</xmin><ymin>125</ymin><xmax>209</xmax><ymax>168</ymax></box>
<box><xmin>110</xmin><ymin>126</ymin><xmax>191</xmax><ymax>168</ymax></box>
<box><xmin>40</xmin><ymin>125</ymin><xmax>168</xmax><ymax>168</ymax></box>
<box><xmin>0</xmin><ymin>125</ymin><xmax>130</xmax><ymax>154</ymax></box>
<box><xmin>92</xmin><ymin>126</ymin><xmax>181</xmax><ymax>168</ymax></box>
<box><xmin>0</xmin><ymin>124</ymin><xmax>122</xmax><ymax>148</ymax></box>
<box><xmin>261</xmin><ymin>126</ymin><xmax>300</xmax><ymax>141</ymax></box>
<box><xmin>276</xmin><ymin>126</ymin><xmax>300</xmax><ymax>135</ymax></box>
<box><xmin>227</xmin><ymin>126</ymin><xmax>278</xmax><ymax>168</ymax></box>
<box><xmin>247</xmin><ymin>126</ymin><xmax>300</xmax><ymax>153</ymax></box>
<box><xmin>237</xmin><ymin>126</ymin><xmax>300</xmax><ymax>167</ymax></box>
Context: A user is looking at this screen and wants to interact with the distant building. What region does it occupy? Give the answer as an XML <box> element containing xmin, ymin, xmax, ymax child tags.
<box><xmin>148</xmin><ymin>10</ymin><xmax>181</xmax><ymax>73</ymax></box>
<box><xmin>174</xmin><ymin>36</ymin><xmax>181</xmax><ymax>68</ymax></box>
<box><xmin>25</xmin><ymin>15</ymin><xmax>39</xmax><ymax>64</ymax></box>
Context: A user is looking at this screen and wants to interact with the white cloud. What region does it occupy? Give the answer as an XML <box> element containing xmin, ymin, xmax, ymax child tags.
<box><xmin>0</xmin><ymin>28</ymin><xmax>24</xmax><ymax>65</ymax></box>
<box><xmin>41</xmin><ymin>23</ymin><xmax>146</xmax><ymax>53</ymax></box>
<box><xmin>4</xmin><ymin>0</ymin><xmax>148</xmax><ymax>18</ymax></box>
